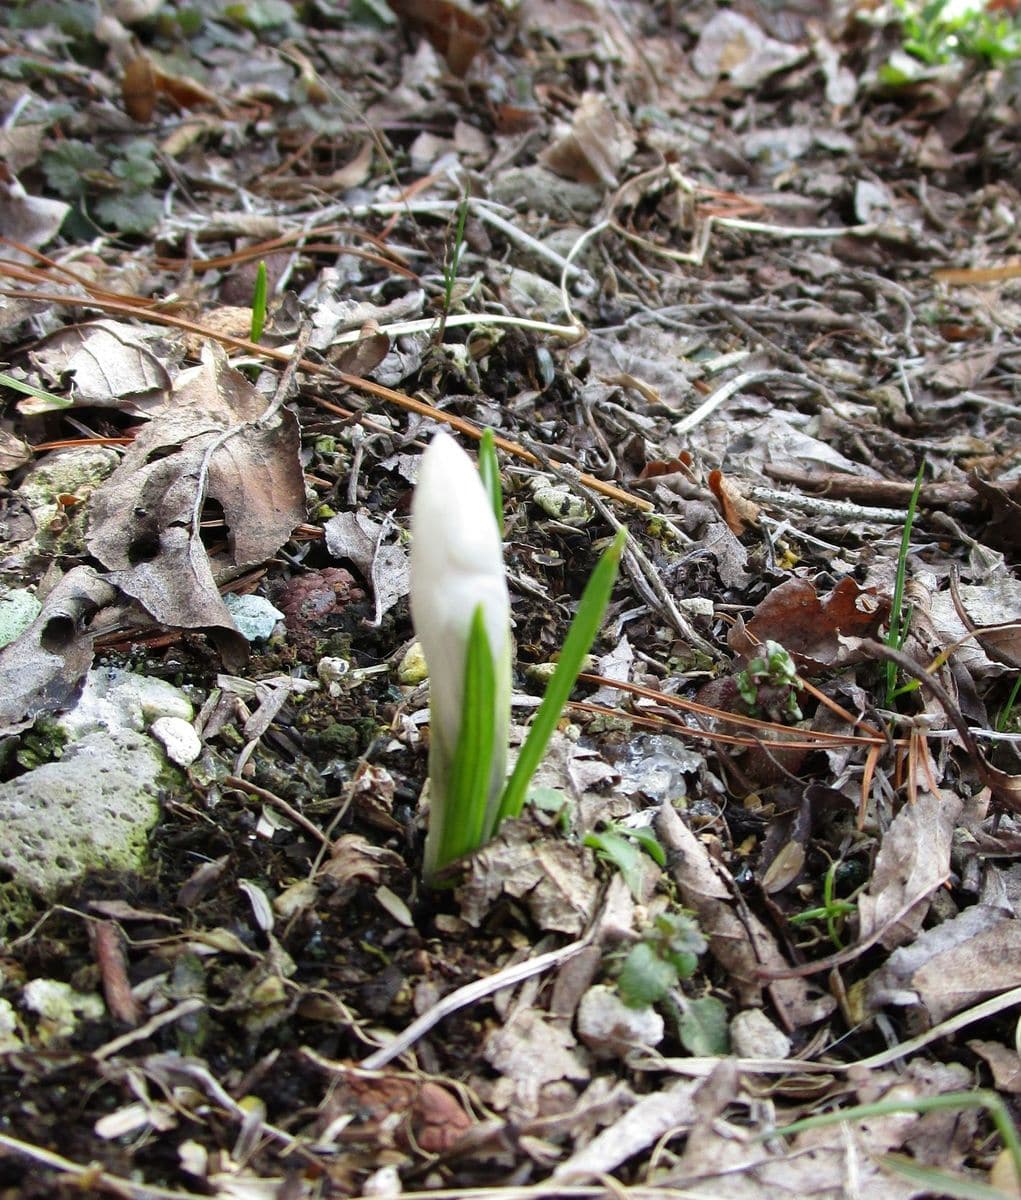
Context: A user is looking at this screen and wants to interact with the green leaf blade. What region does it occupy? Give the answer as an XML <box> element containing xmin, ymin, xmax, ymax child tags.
<box><xmin>497</xmin><ymin>527</ymin><xmax>626</xmax><ymax>826</ymax></box>
<box><xmin>423</xmin><ymin>603</ymin><xmax>498</xmax><ymax>882</ymax></box>
<box><xmin>250</xmin><ymin>261</ymin><xmax>268</xmax><ymax>345</ymax></box>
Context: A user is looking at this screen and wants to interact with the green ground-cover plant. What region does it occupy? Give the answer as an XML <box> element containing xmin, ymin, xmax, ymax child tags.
<box><xmin>616</xmin><ymin>910</ymin><xmax>706</xmax><ymax>1008</ymax></box>
<box><xmin>42</xmin><ymin>137</ymin><xmax>163</xmax><ymax>235</ymax></box>
<box><xmin>881</xmin><ymin>0</ymin><xmax>1021</xmax><ymax>84</ymax></box>
<box><xmin>585</xmin><ymin>822</ymin><xmax>666</xmax><ymax>901</ymax></box>
<box><xmin>409</xmin><ymin>430</ymin><xmax>625</xmax><ymax>882</ymax></box>
<box><xmin>614</xmin><ymin>909</ymin><xmax>727</xmax><ymax>1053</ymax></box>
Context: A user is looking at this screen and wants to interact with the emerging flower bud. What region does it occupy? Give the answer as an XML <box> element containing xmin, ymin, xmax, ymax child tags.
<box><xmin>410</xmin><ymin>431</ymin><xmax>511</xmax><ymax>879</ymax></box>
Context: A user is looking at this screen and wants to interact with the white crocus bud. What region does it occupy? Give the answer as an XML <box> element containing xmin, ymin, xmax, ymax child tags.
<box><xmin>410</xmin><ymin>431</ymin><xmax>511</xmax><ymax>878</ymax></box>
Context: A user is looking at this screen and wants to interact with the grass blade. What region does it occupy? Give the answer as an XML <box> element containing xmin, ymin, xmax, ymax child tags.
<box><xmin>250</xmin><ymin>260</ymin><xmax>268</xmax><ymax>344</ymax></box>
<box><xmin>761</xmin><ymin>1088</ymin><xmax>1021</xmax><ymax>1190</ymax></box>
<box><xmin>496</xmin><ymin>527</ymin><xmax>626</xmax><ymax>826</ymax></box>
<box><xmin>0</xmin><ymin>370</ymin><xmax>72</xmax><ymax>413</ymax></box>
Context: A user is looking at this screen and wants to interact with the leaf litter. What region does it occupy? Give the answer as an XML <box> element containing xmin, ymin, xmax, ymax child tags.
<box><xmin>0</xmin><ymin>0</ymin><xmax>1020</xmax><ymax>1196</ymax></box>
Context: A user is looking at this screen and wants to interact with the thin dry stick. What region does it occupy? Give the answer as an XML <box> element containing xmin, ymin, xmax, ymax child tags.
<box><xmin>520</xmin><ymin>439</ymin><xmax>718</xmax><ymax>658</ymax></box>
<box><xmin>576</xmin><ymin>673</ymin><xmax>891</xmax><ymax>747</ymax></box>
<box><xmin>224</xmin><ymin>775</ymin><xmax>329</xmax><ymax>846</ymax></box>
<box><xmin>0</xmin><ymin>286</ymin><xmax>650</xmax><ymax>513</ymax></box>
<box><xmin>360</xmin><ymin>936</ymin><xmax>592</xmax><ymax>1069</ymax></box>
<box><xmin>0</xmin><ymin>1132</ymin><xmax>209</xmax><ymax>1200</ymax></box>
<box><xmin>672</xmin><ymin>369</ymin><xmax>834</xmax><ymax>437</ymax></box>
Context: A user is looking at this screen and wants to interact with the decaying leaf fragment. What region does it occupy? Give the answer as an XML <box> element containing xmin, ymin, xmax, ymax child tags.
<box><xmin>867</xmin><ymin>903</ymin><xmax>1021</xmax><ymax>1024</ymax></box>
<box><xmin>729</xmin><ymin>575</ymin><xmax>889</xmax><ymax>670</ymax></box>
<box><xmin>539</xmin><ymin>92</ymin><xmax>637</xmax><ymax>189</ymax></box>
<box><xmin>855</xmin><ymin>792</ymin><xmax>963</xmax><ymax>952</ymax></box>
<box><xmin>457</xmin><ymin>817</ymin><xmax>599</xmax><ymax>935</ymax></box>
<box><xmin>389</xmin><ymin>0</ymin><xmax>489</xmax><ymax>76</ymax></box>
<box><xmin>656</xmin><ymin>803</ymin><xmax>835</xmax><ymax>1029</ymax></box>
<box><xmin>28</xmin><ymin>320</ymin><xmax>172</xmax><ymax>415</ymax></box>
<box><xmin>87</xmin><ymin>343</ymin><xmax>304</xmax><ymax>666</ymax></box>
<box><xmin>0</xmin><ymin>567</ymin><xmax>117</xmax><ymax>736</ymax></box>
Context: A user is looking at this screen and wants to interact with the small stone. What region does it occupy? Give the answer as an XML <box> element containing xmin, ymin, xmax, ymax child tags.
<box><xmin>317</xmin><ymin>656</ymin><xmax>351</xmax><ymax>687</ymax></box>
<box><xmin>576</xmin><ymin>984</ymin><xmax>664</xmax><ymax>1059</ymax></box>
<box><xmin>729</xmin><ymin>1008</ymin><xmax>791</xmax><ymax>1059</ymax></box>
<box><xmin>150</xmin><ymin>716</ymin><xmax>201</xmax><ymax>766</ymax></box>
<box><xmin>223</xmin><ymin>593</ymin><xmax>284</xmax><ymax>641</ymax></box>
<box><xmin>397</xmin><ymin>641</ymin><xmax>428</xmax><ymax>685</ymax></box>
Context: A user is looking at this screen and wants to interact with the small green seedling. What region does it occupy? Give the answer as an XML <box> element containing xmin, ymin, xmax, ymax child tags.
<box><xmin>788</xmin><ymin>860</ymin><xmax>858</xmax><ymax>949</ymax></box>
<box><xmin>410</xmin><ymin>431</ymin><xmax>625</xmax><ymax>883</ymax></box>
<box><xmin>585</xmin><ymin>822</ymin><xmax>666</xmax><ymax>901</ymax></box>
<box><xmin>737</xmin><ymin>640</ymin><xmax>803</xmax><ymax>722</ymax></box>
<box><xmin>617</xmin><ymin>910</ymin><xmax>727</xmax><ymax>1056</ymax></box>
<box><xmin>250</xmin><ymin>261</ymin><xmax>268</xmax><ymax>344</ymax></box>
<box><xmin>435</xmin><ymin>188</ymin><xmax>470</xmax><ymax>346</ymax></box>
<box><xmin>616</xmin><ymin>910</ymin><xmax>707</xmax><ymax>1009</ymax></box>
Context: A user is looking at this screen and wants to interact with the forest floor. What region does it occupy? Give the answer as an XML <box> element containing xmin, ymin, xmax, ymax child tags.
<box><xmin>1</xmin><ymin>0</ymin><xmax>1021</xmax><ymax>1196</ymax></box>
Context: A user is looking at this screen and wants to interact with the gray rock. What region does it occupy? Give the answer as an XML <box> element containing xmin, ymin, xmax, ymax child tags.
<box><xmin>488</xmin><ymin>165</ymin><xmax>602</xmax><ymax>219</ymax></box>
<box><xmin>729</xmin><ymin>1008</ymin><xmax>791</xmax><ymax>1059</ymax></box>
<box><xmin>0</xmin><ymin>727</ymin><xmax>165</xmax><ymax>898</ymax></box>
<box><xmin>577</xmin><ymin>984</ymin><xmax>664</xmax><ymax>1059</ymax></box>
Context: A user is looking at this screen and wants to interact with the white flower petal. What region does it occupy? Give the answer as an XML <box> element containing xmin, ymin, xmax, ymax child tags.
<box><xmin>409</xmin><ymin>431</ymin><xmax>511</xmax><ymax>871</ymax></box>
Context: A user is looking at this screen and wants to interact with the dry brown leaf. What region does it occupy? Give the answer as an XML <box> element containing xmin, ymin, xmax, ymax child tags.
<box><xmin>0</xmin><ymin>176</ymin><xmax>69</xmax><ymax>262</ymax></box>
<box><xmin>122</xmin><ymin>53</ymin><xmax>157</xmax><ymax>123</ymax></box>
<box><xmin>539</xmin><ymin>92</ymin><xmax>637</xmax><ymax>189</ymax></box>
<box><xmin>484</xmin><ymin>1008</ymin><xmax>587</xmax><ymax>1117</ymax></box>
<box><xmin>87</xmin><ymin>343</ymin><xmax>304</xmax><ymax>667</ymax></box>
<box><xmin>457</xmin><ymin>818</ymin><xmax>599</xmax><ymax>935</ymax></box>
<box><xmin>389</xmin><ymin>0</ymin><xmax>489</xmax><ymax>75</ymax></box>
<box><xmin>656</xmin><ymin>803</ymin><xmax>835</xmax><ymax>1029</ymax></box>
<box><xmin>553</xmin><ymin>1079</ymin><xmax>701</xmax><ymax>1183</ymax></box>
<box><xmin>29</xmin><ymin>320</ymin><xmax>172</xmax><ymax>415</ymax></box>
<box><xmin>856</xmin><ymin>792</ymin><xmax>962</xmax><ymax>951</ymax></box>
<box><xmin>867</xmin><ymin>903</ymin><xmax>1021</xmax><ymax>1023</ymax></box>
<box><xmin>729</xmin><ymin>576</ymin><xmax>889</xmax><ymax>670</ymax></box>
<box><xmin>949</xmin><ymin>571</ymin><xmax>1021</xmax><ymax>670</ymax></box>
<box><xmin>970</xmin><ymin>474</ymin><xmax>1021</xmax><ymax>553</ymax></box>
<box><xmin>707</xmin><ymin>467</ymin><xmax>760</xmax><ymax>535</ymax></box>
<box><xmin>0</xmin><ymin>566</ymin><xmax>116</xmax><ymax>735</ymax></box>
<box><xmin>969</xmin><ymin>1040</ymin><xmax>1021</xmax><ymax>1094</ymax></box>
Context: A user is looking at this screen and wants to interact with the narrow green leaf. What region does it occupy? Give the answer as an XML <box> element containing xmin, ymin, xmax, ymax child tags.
<box><xmin>428</xmin><ymin>603</ymin><xmax>497</xmax><ymax>878</ymax></box>
<box><xmin>478</xmin><ymin>428</ymin><xmax>503</xmax><ymax>536</ymax></box>
<box><xmin>626</xmin><ymin>824</ymin><xmax>666</xmax><ymax>866</ymax></box>
<box><xmin>497</xmin><ymin>527</ymin><xmax>626</xmax><ymax>825</ymax></box>
<box><xmin>250</xmin><ymin>261</ymin><xmax>268</xmax><ymax>345</ymax></box>
<box><xmin>584</xmin><ymin>829</ymin><xmax>646</xmax><ymax>900</ymax></box>
<box><xmin>996</xmin><ymin>674</ymin><xmax>1021</xmax><ymax>732</ymax></box>
<box><xmin>879</xmin><ymin>1154</ymin><xmax>1019</xmax><ymax>1200</ymax></box>
<box><xmin>0</xmin><ymin>371</ymin><xmax>70</xmax><ymax>413</ymax></box>
<box><xmin>762</xmin><ymin>1089</ymin><xmax>1021</xmax><ymax>1190</ymax></box>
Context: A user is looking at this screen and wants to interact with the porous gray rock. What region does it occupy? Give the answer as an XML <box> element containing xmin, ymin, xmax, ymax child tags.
<box><xmin>0</xmin><ymin>726</ymin><xmax>164</xmax><ymax>898</ymax></box>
